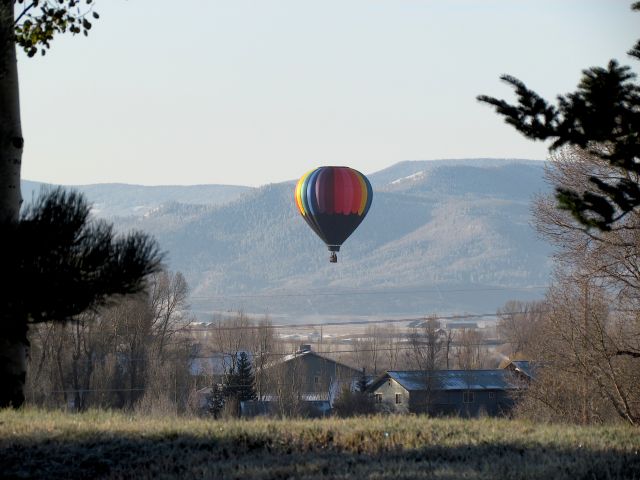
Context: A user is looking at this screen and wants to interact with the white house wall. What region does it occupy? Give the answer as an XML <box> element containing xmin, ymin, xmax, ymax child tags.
<box><xmin>373</xmin><ymin>378</ymin><xmax>409</xmax><ymax>413</ymax></box>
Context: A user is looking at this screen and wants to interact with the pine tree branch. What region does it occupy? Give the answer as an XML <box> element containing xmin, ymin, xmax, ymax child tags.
<box><xmin>0</xmin><ymin>188</ymin><xmax>163</xmax><ymax>325</ymax></box>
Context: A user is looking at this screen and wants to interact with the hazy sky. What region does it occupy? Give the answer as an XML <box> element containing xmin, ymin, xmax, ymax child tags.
<box><xmin>17</xmin><ymin>0</ymin><xmax>638</xmax><ymax>187</ymax></box>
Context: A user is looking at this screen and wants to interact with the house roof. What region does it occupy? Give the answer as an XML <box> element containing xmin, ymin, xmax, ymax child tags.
<box><xmin>259</xmin><ymin>393</ymin><xmax>329</xmax><ymax>402</ymax></box>
<box><xmin>505</xmin><ymin>360</ymin><xmax>535</xmax><ymax>379</ymax></box>
<box><xmin>370</xmin><ymin>370</ymin><xmax>520</xmax><ymax>392</ymax></box>
<box><xmin>264</xmin><ymin>349</ymin><xmax>360</xmax><ymax>374</ymax></box>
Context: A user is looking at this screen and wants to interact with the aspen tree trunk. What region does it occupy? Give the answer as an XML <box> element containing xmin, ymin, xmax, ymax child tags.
<box><xmin>0</xmin><ymin>1</ymin><xmax>27</xmax><ymax>408</ymax></box>
<box><xmin>0</xmin><ymin>3</ymin><xmax>21</xmax><ymax>222</ymax></box>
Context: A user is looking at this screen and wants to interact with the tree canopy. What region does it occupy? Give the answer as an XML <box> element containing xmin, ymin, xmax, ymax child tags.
<box><xmin>478</xmin><ymin>2</ymin><xmax>640</xmax><ymax>231</ymax></box>
<box><xmin>0</xmin><ymin>188</ymin><xmax>162</xmax><ymax>408</ymax></box>
<box><xmin>223</xmin><ymin>352</ymin><xmax>257</xmax><ymax>404</ymax></box>
<box><xmin>13</xmin><ymin>0</ymin><xmax>99</xmax><ymax>57</ymax></box>
<box><xmin>0</xmin><ymin>188</ymin><xmax>162</xmax><ymax>336</ymax></box>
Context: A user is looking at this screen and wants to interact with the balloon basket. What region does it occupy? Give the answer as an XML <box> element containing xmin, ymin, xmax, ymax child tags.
<box><xmin>329</xmin><ymin>252</ymin><xmax>337</xmax><ymax>263</ymax></box>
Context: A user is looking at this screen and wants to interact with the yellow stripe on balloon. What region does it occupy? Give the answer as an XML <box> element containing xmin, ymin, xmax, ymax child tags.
<box><xmin>295</xmin><ymin>177</ymin><xmax>305</xmax><ymax>215</ymax></box>
<box><xmin>356</xmin><ymin>173</ymin><xmax>368</xmax><ymax>215</ymax></box>
<box><xmin>295</xmin><ymin>169</ymin><xmax>315</xmax><ymax>216</ymax></box>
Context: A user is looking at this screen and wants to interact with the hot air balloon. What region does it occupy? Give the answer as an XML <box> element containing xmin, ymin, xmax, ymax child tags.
<box><xmin>294</xmin><ymin>166</ymin><xmax>373</xmax><ymax>263</ymax></box>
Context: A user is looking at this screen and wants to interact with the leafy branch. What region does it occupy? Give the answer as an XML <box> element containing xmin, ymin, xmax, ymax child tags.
<box><xmin>13</xmin><ymin>0</ymin><xmax>100</xmax><ymax>57</ymax></box>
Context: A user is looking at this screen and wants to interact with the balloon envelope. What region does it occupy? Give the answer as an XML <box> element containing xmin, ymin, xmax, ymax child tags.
<box><xmin>295</xmin><ymin>166</ymin><xmax>372</xmax><ymax>255</ymax></box>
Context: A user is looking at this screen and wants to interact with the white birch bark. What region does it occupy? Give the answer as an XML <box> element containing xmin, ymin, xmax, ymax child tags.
<box><xmin>0</xmin><ymin>1</ymin><xmax>27</xmax><ymax>408</ymax></box>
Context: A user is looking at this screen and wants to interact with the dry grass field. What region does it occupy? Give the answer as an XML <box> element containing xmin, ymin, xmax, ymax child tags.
<box><xmin>1</xmin><ymin>409</ymin><xmax>639</xmax><ymax>479</ymax></box>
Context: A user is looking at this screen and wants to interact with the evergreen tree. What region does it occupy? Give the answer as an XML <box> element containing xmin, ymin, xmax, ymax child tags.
<box><xmin>357</xmin><ymin>368</ymin><xmax>368</xmax><ymax>393</ymax></box>
<box><xmin>223</xmin><ymin>352</ymin><xmax>257</xmax><ymax>403</ymax></box>
<box><xmin>0</xmin><ymin>188</ymin><xmax>161</xmax><ymax>408</ymax></box>
<box><xmin>478</xmin><ymin>2</ymin><xmax>640</xmax><ymax>231</ymax></box>
<box><xmin>207</xmin><ymin>384</ymin><xmax>225</xmax><ymax>419</ymax></box>
<box><xmin>235</xmin><ymin>352</ymin><xmax>257</xmax><ymax>402</ymax></box>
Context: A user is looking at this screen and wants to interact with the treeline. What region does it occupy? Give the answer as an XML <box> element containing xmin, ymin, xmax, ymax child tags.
<box><xmin>25</xmin><ymin>270</ymin><xmax>196</xmax><ymax>414</ymax></box>
<box><xmin>343</xmin><ymin>321</ymin><xmax>497</xmax><ymax>374</ymax></box>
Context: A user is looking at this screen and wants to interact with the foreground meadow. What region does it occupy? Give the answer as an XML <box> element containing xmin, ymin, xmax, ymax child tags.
<box><xmin>0</xmin><ymin>409</ymin><xmax>638</xmax><ymax>479</ymax></box>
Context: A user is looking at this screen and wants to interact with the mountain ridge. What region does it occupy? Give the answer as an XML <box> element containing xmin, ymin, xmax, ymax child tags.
<box><xmin>22</xmin><ymin>158</ymin><xmax>552</xmax><ymax>320</ymax></box>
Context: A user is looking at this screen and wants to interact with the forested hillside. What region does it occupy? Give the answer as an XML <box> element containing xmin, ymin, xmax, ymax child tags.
<box><xmin>23</xmin><ymin>159</ymin><xmax>553</xmax><ymax>318</ymax></box>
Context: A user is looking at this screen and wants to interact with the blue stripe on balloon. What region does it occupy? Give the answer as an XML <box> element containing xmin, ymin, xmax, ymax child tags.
<box><xmin>363</xmin><ymin>173</ymin><xmax>373</xmax><ymax>216</ymax></box>
<box><xmin>306</xmin><ymin>168</ymin><xmax>322</xmax><ymax>216</ymax></box>
<box><xmin>300</xmin><ymin>170</ymin><xmax>314</xmax><ymax>215</ymax></box>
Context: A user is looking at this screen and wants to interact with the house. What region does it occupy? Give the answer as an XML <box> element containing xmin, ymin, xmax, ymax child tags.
<box><xmin>240</xmin><ymin>344</ymin><xmax>361</xmax><ymax>417</ymax></box>
<box><xmin>262</xmin><ymin>344</ymin><xmax>361</xmax><ymax>397</ymax></box>
<box><xmin>195</xmin><ymin>386</ymin><xmax>214</xmax><ymax>410</ymax></box>
<box><xmin>194</xmin><ymin>345</ymin><xmax>363</xmax><ymax>417</ymax></box>
<box><xmin>367</xmin><ymin>369</ymin><xmax>521</xmax><ymax>417</ymax></box>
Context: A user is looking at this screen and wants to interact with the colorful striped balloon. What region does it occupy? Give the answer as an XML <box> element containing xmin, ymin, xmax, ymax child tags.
<box><xmin>295</xmin><ymin>166</ymin><xmax>372</xmax><ymax>262</ymax></box>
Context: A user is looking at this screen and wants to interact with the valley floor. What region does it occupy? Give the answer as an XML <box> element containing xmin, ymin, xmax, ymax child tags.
<box><xmin>0</xmin><ymin>409</ymin><xmax>638</xmax><ymax>479</ymax></box>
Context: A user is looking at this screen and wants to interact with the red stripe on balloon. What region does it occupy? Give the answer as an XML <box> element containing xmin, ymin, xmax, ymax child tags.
<box><xmin>334</xmin><ymin>167</ymin><xmax>346</xmax><ymax>214</ymax></box>
<box><xmin>317</xmin><ymin>168</ymin><xmax>334</xmax><ymax>214</ymax></box>
<box><xmin>339</xmin><ymin>167</ymin><xmax>354</xmax><ymax>215</ymax></box>
<box><xmin>333</xmin><ymin>167</ymin><xmax>345</xmax><ymax>214</ymax></box>
<box><xmin>326</xmin><ymin>168</ymin><xmax>335</xmax><ymax>214</ymax></box>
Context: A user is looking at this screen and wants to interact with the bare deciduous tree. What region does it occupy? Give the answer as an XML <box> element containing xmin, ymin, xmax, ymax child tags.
<box><xmin>352</xmin><ymin>326</ymin><xmax>383</xmax><ymax>375</ymax></box>
<box><xmin>522</xmin><ymin>146</ymin><xmax>640</xmax><ymax>425</ymax></box>
<box><xmin>381</xmin><ymin>326</ymin><xmax>403</xmax><ymax>371</ymax></box>
<box><xmin>454</xmin><ymin>328</ymin><xmax>488</xmax><ymax>370</ymax></box>
<box><xmin>24</xmin><ymin>269</ymin><xmax>197</xmax><ymax>414</ymax></box>
<box><xmin>406</xmin><ymin>316</ymin><xmax>446</xmax><ymax>371</ymax></box>
<box><xmin>496</xmin><ymin>300</ymin><xmax>545</xmax><ymax>358</ymax></box>
<box><xmin>251</xmin><ymin>316</ymin><xmax>276</xmax><ymax>400</ymax></box>
<box><xmin>210</xmin><ymin>311</ymin><xmax>253</xmax><ymax>376</ymax></box>
<box><xmin>268</xmin><ymin>350</ymin><xmax>305</xmax><ymax>418</ymax></box>
<box><xmin>405</xmin><ymin>316</ymin><xmax>447</xmax><ymax>412</ymax></box>
<box><xmin>149</xmin><ymin>271</ymin><xmax>190</xmax><ymax>360</ymax></box>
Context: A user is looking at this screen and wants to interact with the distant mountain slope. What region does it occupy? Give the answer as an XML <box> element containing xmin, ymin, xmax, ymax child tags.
<box><xmin>368</xmin><ymin>158</ymin><xmax>542</xmax><ymax>189</ymax></box>
<box><xmin>22</xmin><ymin>159</ymin><xmax>553</xmax><ymax>318</ymax></box>
<box><xmin>22</xmin><ymin>180</ymin><xmax>252</xmax><ymax>217</ymax></box>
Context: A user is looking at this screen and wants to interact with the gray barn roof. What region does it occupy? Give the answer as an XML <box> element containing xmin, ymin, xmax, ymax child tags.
<box><xmin>263</xmin><ymin>349</ymin><xmax>360</xmax><ymax>374</ymax></box>
<box><xmin>374</xmin><ymin>370</ymin><xmax>519</xmax><ymax>392</ymax></box>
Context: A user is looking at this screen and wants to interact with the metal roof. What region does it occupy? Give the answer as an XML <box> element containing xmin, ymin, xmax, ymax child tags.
<box><xmin>259</xmin><ymin>393</ymin><xmax>329</xmax><ymax>402</ymax></box>
<box><xmin>383</xmin><ymin>370</ymin><xmax>518</xmax><ymax>391</ymax></box>
<box><xmin>263</xmin><ymin>349</ymin><xmax>359</xmax><ymax>374</ymax></box>
<box><xmin>509</xmin><ymin>360</ymin><xmax>535</xmax><ymax>379</ymax></box>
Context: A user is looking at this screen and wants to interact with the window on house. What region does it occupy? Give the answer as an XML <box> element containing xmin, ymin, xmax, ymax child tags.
<box><xmin>489</xmin><ymin>392</ymin><xmax>496</xmax><ymax>400</ymax></box>
<box><xmin>314</xmin><ymin>376</ymin><xmax>320</xmax><ymax>385</ymax></box>
<box><xmin>395</xmin><ymin>393</ymin><xmax>402</xmax><ymax>404</ymax></box>
<box><xmin>463</xmin><ymin>391</ymin><xmax>475</xmax><ymax>403</ymax></box>
<box><xmin>375</xmin><ymin>393</ymin><xmax>382</xmax><ymax>404</ymax></box>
